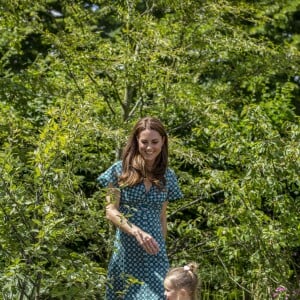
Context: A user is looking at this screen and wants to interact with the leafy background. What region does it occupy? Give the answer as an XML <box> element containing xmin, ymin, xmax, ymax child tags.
<box><xmin>0</xmin><ymin>0</ymin><xmax>299</xmax><ymax>299</ymax></box>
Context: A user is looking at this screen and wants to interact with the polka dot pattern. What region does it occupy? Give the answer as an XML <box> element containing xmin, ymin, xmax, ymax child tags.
<box><xmin>97</xmin><ymin>161</ymin><xmax>182</xmax><ymax>300</ymax></box>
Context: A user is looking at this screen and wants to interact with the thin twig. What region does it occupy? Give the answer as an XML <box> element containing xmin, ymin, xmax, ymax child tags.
<box><xmin>217</xmin><ymin>253</ymin><xmax>252</xmax><ymax>294</ymax></box>
<box><xmin>169</xmin><ymin>190</ymin><xmax>223</xmax><ymax>217</ymax></box>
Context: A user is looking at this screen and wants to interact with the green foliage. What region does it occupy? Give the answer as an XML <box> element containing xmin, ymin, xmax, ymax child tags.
<box><xmin>0</xmin><ymin>0</ymin><xmax>300</xmax><ymax>298</ymax></box>
<box><xmin>0</xmin><ymin>99</ymin><xmax>111</xmax><ymax>298</ymax></box>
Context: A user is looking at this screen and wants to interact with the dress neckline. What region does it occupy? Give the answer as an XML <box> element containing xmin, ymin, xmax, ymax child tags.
<box><xmin>143</xmin><ymin>177</ymin><xmax>152</xmax><ymax>193</ymax></box>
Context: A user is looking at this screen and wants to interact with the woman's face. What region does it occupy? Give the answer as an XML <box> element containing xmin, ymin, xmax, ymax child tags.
<box><xmin>137</xmin><ymin>129</ymin><xmax>164</xmax><ymax>167</ymax></box>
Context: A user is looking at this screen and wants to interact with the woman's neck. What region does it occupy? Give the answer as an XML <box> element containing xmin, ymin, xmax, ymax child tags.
<box><xmin>145</xmin><ymin>161</ymin><xmax>153</xmax><ymax>170</ymax></box>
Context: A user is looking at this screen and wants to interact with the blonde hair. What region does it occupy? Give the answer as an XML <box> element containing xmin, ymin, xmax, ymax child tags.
<box><xmin>165</xmin><ymin>262</ymin><xmax>199</xmax><ymax>300</ymax></box>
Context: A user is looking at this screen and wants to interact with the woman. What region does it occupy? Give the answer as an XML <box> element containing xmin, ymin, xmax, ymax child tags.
<box><xmin>97</xmin><ymin>117</ymin><xmax>182</xmax><ymax>299</ymax></box>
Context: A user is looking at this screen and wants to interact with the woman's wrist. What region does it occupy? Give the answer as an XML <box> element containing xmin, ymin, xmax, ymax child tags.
<box><xmin>130</xmin><ymin>225</ymin><xmax>140</xmax><ymax>237</ymax></box>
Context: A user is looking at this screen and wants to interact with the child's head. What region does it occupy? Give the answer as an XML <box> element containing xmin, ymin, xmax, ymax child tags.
<box><xmin>164</xmin><ymin>262</ymin><xmax>199</xmax><ymax>300</ymax></box>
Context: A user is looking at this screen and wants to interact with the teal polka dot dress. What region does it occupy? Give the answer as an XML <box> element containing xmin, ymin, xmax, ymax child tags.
<box><xmin>97</xmin><ymin>161</ymin><xmax>183</xmax><ymax>300</ymax></box>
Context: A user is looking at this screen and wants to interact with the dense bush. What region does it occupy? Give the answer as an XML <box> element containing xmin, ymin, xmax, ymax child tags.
<box><xmin>0</xmin><ymin>0</ymin><xmax>299</xmax><ymax>298</ymax></box>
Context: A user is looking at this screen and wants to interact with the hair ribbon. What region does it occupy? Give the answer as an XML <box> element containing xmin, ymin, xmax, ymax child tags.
<box><xmin>183</xmin><ymin>265</ymin><xmax>190</xmax><ymax>271</ymax></box>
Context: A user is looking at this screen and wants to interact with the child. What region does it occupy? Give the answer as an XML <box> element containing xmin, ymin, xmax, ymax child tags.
<box><xmin>164</xmin><ymin>262</ymin><xmax>199</xmax><ymax>300</ymax></box>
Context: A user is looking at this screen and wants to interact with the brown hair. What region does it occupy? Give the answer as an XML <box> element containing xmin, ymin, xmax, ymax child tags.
<box><xmin>165</xmin><ymin>262</ymin><xmax>199</xmax><ymax>300</ymax></box>
<box><xmin>119</xmin><ymin>117</ymin><xmax>168</xmax><ymax>187</ymax></box>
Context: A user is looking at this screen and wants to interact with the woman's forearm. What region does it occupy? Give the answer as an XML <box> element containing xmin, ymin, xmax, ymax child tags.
<box><xmin>161</xmin><ymin>202</ymin><xmax>168</xmax><ymax>240</ymax></box>
<box><xmin>106</xmin><ymin>205</ymin><xmax>138</xmax><ymax>236</ymax></box>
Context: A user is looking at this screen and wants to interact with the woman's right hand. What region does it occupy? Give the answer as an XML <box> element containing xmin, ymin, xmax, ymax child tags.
<box><xmin>133</xmin><ymin>228</ymin><xmax>160</xmax><ymax>255</ymax></box>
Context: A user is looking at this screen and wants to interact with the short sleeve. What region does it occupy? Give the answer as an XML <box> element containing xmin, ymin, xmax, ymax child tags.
<box><xmin>166</xmin><ymin>168</ymin><xmax>183</xmax><ymax>202</ymax></box>
<box><xmin>97</xmin><ymin>161</ymin><xmax>122</xmax><ymax>188</ymax></box>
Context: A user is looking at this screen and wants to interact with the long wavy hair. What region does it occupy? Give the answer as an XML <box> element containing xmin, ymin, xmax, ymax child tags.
<box><xmin>119</xmin><ymin>117</ymin><xmax>168</xmax><ymax>188</ymax></box>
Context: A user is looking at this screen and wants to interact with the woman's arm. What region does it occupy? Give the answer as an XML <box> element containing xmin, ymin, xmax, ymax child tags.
<box><xmin>160</xmin><ymin>201</ymin><xmax>168</xmax><ymax>240</ymax></box>
<box><xmin>105</xmin><ymin>185</ymin><xmax>159</xmax><ymax>255</ymax></box>
<box><xmin>105</xmin><ymin>186</ymin><xmax>136</xmax><ymax>235</ymax></box>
